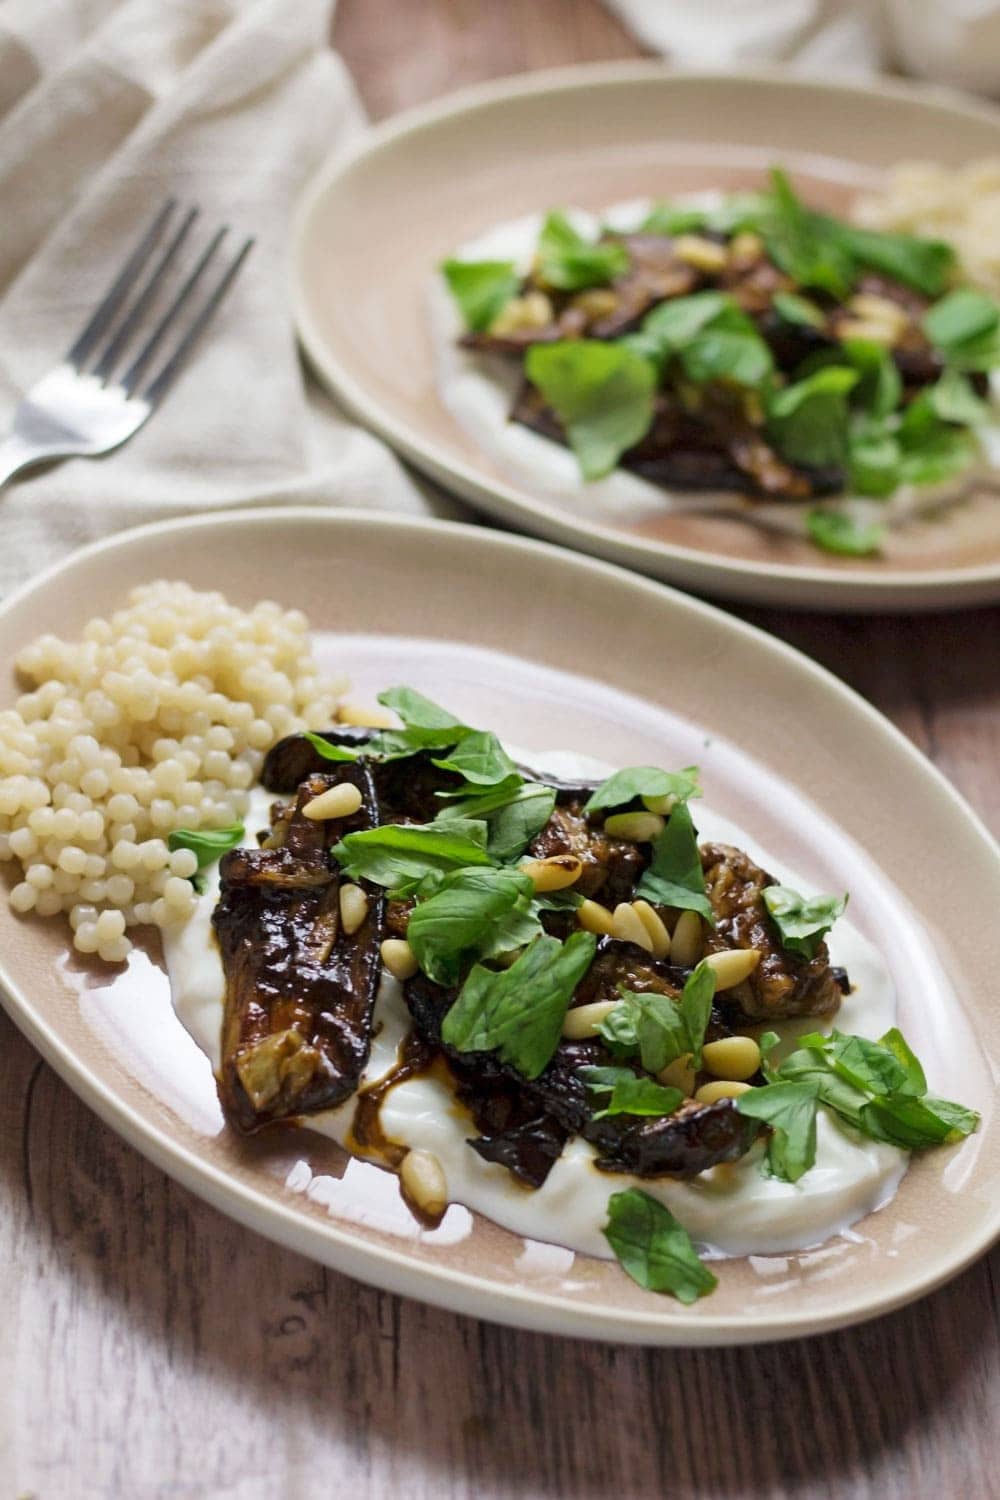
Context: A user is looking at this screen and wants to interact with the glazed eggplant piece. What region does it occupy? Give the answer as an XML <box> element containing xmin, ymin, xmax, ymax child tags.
<box><xmin>261</xmin><ymin>727</ymin><xmax>374</xmax><ymax>793</ymax></box>
<box><xmin>701</xmin><ymin>841</ymin><xmax>842</xmax><ymax>1020</ymax></box>
<box><xmin>213</xmin><ymin>764</ymin><xmax>384</xmax><ymax>1133</ymax></box>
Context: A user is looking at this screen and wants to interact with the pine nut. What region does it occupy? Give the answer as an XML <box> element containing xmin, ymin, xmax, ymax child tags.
<box><xmin>400</xmin><ymin>1149</ymin><xmax>448</xmax><ymax>1218</ymax></box>
<box><xmin>577</xmin><ymin>898</ymin><xmax>616</xmax><ymax>936</ymax></box>
<box><xmin>612</xmin><ymin>901</ymin><xmax>654</xmax><ymax>952</ymax></box>
<box><xmin>632</xmin><ymin>899</ymin><xmax>671</xmax><ymax>959</ymax></box>
<box><xmin>847</xmin><ymin>293</ymin><xmax>909</xmax><ymax>333</ymax></box>
<box><xmin>381</xmin><ymin>938</ymin><xmax>419</xmax><ymax>981</ymax></box>
<box><xmin>701</xmin><ymin>1035</ymin><xmax>761</xmax><ymax>1082</ymax></box>
<box><xmin>657</xmin><ymin>1052</ymin><xmax>696</xmax><ymax>1096</ymax></box>
<box><xmin>641</xmin><ymin>792</ymin><xmax>676</xmax><ymax>815</ymax></box>
<box><xmin>835</xmin><ymin>317</ymin><xmax>897</xmax><ymax>346</ymax></box>
<box><xmin>302</xmin><ymin>782</ymin><xmax>363</xmax><ymax>820</ymax></box>
<box><xmin>490</xmin><ymin>290</ymin><xmax>554</xmax><ymax>334</ymax></box>
<box><xmin>521</xmin><ymin>854</ymin><xmax>583</xmax><ymax>892</ymax></box>
<box><xmin>561</xmin><ymin>1000</ymin><xmax>618</xmax><ymax>1040</ymax></box>
<box><xmin>673</xmin><ymin>234</ymin><xmax>728</xmax><ymax>272</ymax></box>
<box><xmin>729</xmin><ymin>230</ymin><xmax>765</xmax><ymax>266</ymax></box>
<box><xmin>336</xmin><ymin>702</ymin><xmax>395</xmax><ymax>729</ymax></box>
<box><xmin>702</xmin><ymin>947</ymin><xmax>762</xmax><ymax>990</ymax></box>
<box><xmin>339</xmin><ymin>882</ymin><xmax>368</xmax><ymax>936</ymax></box>
<box><xmin>694</xmin><ymin>1080</ymin><xmax>754</xmax><ymax>1105</ymax></box>
<box><xmin>670</xmin><ymin>908</ymin><xmax>704</xmax><ymax>966</ymax></box>
<box><xmin>603</xmin><ymin>811</ymin><xmax>665</xmax><ymax>843</ymax></box>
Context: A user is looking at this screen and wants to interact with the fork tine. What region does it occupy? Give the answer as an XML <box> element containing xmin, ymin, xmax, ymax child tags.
<box><xmin>119</xmin><ymin>226</ymin><xmax>229</xmax><ymax>398</ymax></box>
<box><xmin>92</xmin><ymin>205</ymin><xmax>200</xmax><ymax>385</ymax></box>
<box><xmin>66</xmin><ymin>199</ymin><xmax>175</xmax><ymax>370</ymax></box>
<box><xmin>134</xmin><ymin>236</ymin><xmax>254</xmax><ymax>407</ymax></box>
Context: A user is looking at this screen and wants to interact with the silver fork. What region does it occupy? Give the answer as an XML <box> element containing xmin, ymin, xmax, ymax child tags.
<box><xmin>0</xmin><ymin>202</ymin><xmax>254</xmax><ymax>488</ymax></box>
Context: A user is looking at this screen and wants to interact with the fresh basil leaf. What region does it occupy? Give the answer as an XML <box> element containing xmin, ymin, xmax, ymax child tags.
<box><xmin>331</xmin><ymin>818</ymin><xmax>491</xmax><ymax>892</ymax></box>
<box><xmin>635</xmin><ymin>801</ymin><xmax>713</xmax><ymax>921</ymax></box>
<box><xmin>640</xmin><ymin>291</ymin><xmax>771</xmax><ymax>391</ymax></box>
<box><xmin>604</xmin><ymin>1189</ymin><xmax>717</xmax><ymax>1303</ymax></box>
<box><xmin>441</xmin><ymin>258</ymin><xmax>521</xmax><ymax>333</ymax></box>
<box><xmin>377</xmin><ymin>686</ymin><xmax>465</xmax><ymax>733</ymax></box>
<box><xmin>925</xmin><ymin>367</ymin><xmax>991</xmax><ymax>426</ymax></box>
<box><xmin>641</xmin><ymin>290</ymin><xmax>732</xmax><ymax>350</ymax></box>
<box><xmin>584</xmin><ymin>765</ymin><xmax>702</xmax><ymax>814</ymax></box>
<box><xmin>806</xmin><ymin>508</ymin><xmax>886</xmax><ymax>557</ymax></box>
<box><xmin>825</xmin><ymin>1030</ymin><xmax>908</xmax><ymax>1098</ymax></box>
<box><xmin>606</xmin><ymin>961</ymin><xmax>717</xmax><ymax>1073</ymax></box>
<box><xmin>301</xmin><ymin>731</ymin><xmax>360</xmax><ymax>763</ymax></box>
<box><xmin>840</xmin><ymin>339</ymin><xmax>903</xmax><ymax>419</ymax></box>
<box><xmin>762</xmin><ymin>169</ymin><xmax>854</xmax><ymax>299</ymax></box>
<box><xmin>923</xmin><ymin>287</ymin><xmax>1000</xmax><ymax>364</ymax></box>
<box><xmin>761</xmin><ymin>885</ymin><xmax>846</xmax><ymax>959</ymax></box>
<box><xmin>736</xmin><ymin>1080</ymin><xmax>819</xmax><ymax>1183</ymax></box>
<box><xmin>775</xmin><ymin>1045</ymin><xmax>869</xmax><ymax>1129</ymax></box>
<box><xmin>848</xmin><ymin>420</ymin><xmax>902</xmax><ymax>498</ymax></box>
<box><xmin>536</xmin><ymin>211</ymin><xmax>630</xmax><ymax>292</ymax></box>
<box><xmin>525</xmin><ymin>340</ymin><xmax>657</xmax><ymax>480</ymax></box>
<box><xmin>640</xmin><ymin>201</ymin><xmax>712</xmax><ymax>236</ymax></box>
<box><xmin>681</xmin><ymin>326</ymin><xmax>774</xmax><ymax>388</ymax></box>
<box><xmin>168</xmin><ymin>824</ymin><xmax>244</xmax><ymax>870</ymax></box>
<box><xmin>406</xmin><ymin>866</ymin><xmax>536</xmax><ymax>987</ymax></box>
<box><xmin>432</xmin><ymin>730</ymin><xmax>520</xmax><ymax>789</ymax></box>
<box><xmin>829</xmin><ymin>221</ymin><xmax>954</xmax><ymax>298</ymax></box>
<box><xmin>766</xmin><ymin>365</ymin><xmax>858</xmax><ymax>468</ymax></box>
<box><xmin>580</xmin><ymin>1065</ymin><xmax>684</xmax><ymax>1120</ymax></box>
<box><xmin>859</xmin><ymin>1093</ymin><xmax>979</xmax><ymax>1149</ymax></box>
<box><xmin>436</xmin><ymin>780</ymin><xmax>556</xmax><ymax>863</ymax></box>
<box><xmin>877</xmin><ymin>1027</ymin><xmax>927</xmax><ymax>1098</ymax></box>
<box><xmin>757</xmin><ymin>1030</ymin><xmax>781</xmax><ymax>1080</ymax></box>
<box><xmin>441</xmin><ymin>930</ymin><xmax>597</xmax><ymax>1079</ymax></box>
<box><xmin>897</xmin><ymin>392</ymin><xmax>979</xmax><ymax>485</ymax></box>
<box><xmin>772</xmin><ymin>290</ymin><xmax>826</xmax><ymax>329</ymax></box>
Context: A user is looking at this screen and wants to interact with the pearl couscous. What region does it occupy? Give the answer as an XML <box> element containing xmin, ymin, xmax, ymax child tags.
<box><xmin>0</xmin><ymin>581</ymin><xmax>345</xmax><ymax>963</ymax></box>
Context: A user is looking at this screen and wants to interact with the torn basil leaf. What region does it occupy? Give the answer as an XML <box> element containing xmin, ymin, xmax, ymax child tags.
<box><xmin>772</xmin><ymin>290</ymin><xmax>826</xmax><ymax>329</ymax></box>
<box><xmin>525</xmin><ymin>339</ymin><xmax>657</xmax><ymax>480</ymax></box>
<box><xmin>762</xmin><ymin>885</ymin><xmax>846</xmax><ymax>960</ymax></box>
<box><xmin>766</xmin><ymin>365</ymin><xmax>859</xmax><ymax>469</ymax></box>
<box><xmin>436</xmin><ymin>780</ymin><xmax>556</xmax><ymax>863</ymax></box>
<box><xmin>584</xmin><ymin>764</ymin><xmax>702</xmax><ymax>814</ymax></box>
<box><xmin>736</xmin><ymin>1080</ymin><xmax>819</xmax><ymax>1183</ymax></box>
<box><xmin>536</xmin><ymin>211</ymin><xmax>629</xmax><ymax>292</ymax></box>
<box><xmin>603</xmin><ymin>1189</ymin><xmax>717</xmax><ymax>1303</ymax></box>
<box><xmin>168</xmin><ymin>824</ymin><xmax>245</xmax><ymax>871</ymax></box>
<box><xmin>406</xmin><ymin>866</ymin><xmax>537</xmax><ymax>987</ymax></box>
<box><xmin>331</xmin><ymin>818</ymin><xmax>491</xmax><ymax>894</ymax></box>
<box><xmin>922</xmin><ymin>286</ymin><xmax>1000</xmax><ymax>369</ymax></box>
<box><xmin>302</xmin><ymin>732</ymin><xmax>360</xmax><ymax>763</ymax></box>
<box><xmin>441</xmin><ymin>258</ymin><xmax>521</xmax><ymax>332</ymax></box>
<box><xmin>432</xmin><ymin>730</ymin><xmax>520</xmax><ymax>790</ymax></box>
<box><xmin>602</xmin><ymin>961</ymin><xmax>717</xmax><ymax>1073</ymax></box>
<box><xmin>580</xmin><ymin>1066</ymin><xmax>684</xmax><ymax>1120</ymax></box>
<box><xmin>806</xmin><ymin>509</ymin><xmax>886</xmax><ymax>558</ymax></box>
<box><xmin>441</xmin><ymin>930</ymin><xmax>597</xmax><ymax>1079</ymax></box>
<box><xmin>635</xmin><ymin>800</ymin><xmax>713</xmax><ymax>921</ymax></box>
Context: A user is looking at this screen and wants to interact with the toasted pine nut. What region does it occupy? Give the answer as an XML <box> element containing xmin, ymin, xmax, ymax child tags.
<box><xmin>612</xmin><ymin>901</ymin><xmax>654</xmax><ymax>952</ymax></box>
<box><xmin>694</xmin><ymin>1080</ymin><xmax>755</xmax><ymax>1105</ymax></box>
<box><xmin>521</xmin><ymin>854</ymin><xmax>583</xmax><ymax>892</ymax></box>
<box><xmin>657</xmin><ymin>1052</ymin><xmax>696</xmax><ymax>1097</ymax></box>
<box><xmin>339</xmin><ymin>882</ymin><xmax>368</xmax><ymax>935</ymax></box>
<box><xmin>670</xmin><ymin>908</ymin><xmax>704</xmax><ymax>966</ymax></box>
<box><xmin>577</xmin><ymin>898</ymin><xmax>615</xmax><ymax>936</ymax></box>
<box><xmin>302</xmin><ymin>782</ymin><xmax>363</xmax><ymax>820</ymax></box>
<box><xmin>572</xmin><ymin>287</ymin><xmax>619</xmax><ymax>319</ymax></box>
<box><xmin>702</xmin><ymin>947</ymin><xmax>762</xmax><ymax>990</ymax></box>
<box><xmin>603</xmin><ymin>811</ymin><xmax>664</xmax><ymax>843</ymax></box>
<box><xmin>561</xmin><ymin>1000</ymin><xmax>618</xmax><ymax>1040</ymax></box>
<box><xmin>400</xmin><ymin>1149</ymin><xmax>448</xmax><ymax>1218</ymax></box>
<box><xmin>728</xmin><ymin>230</ymin><xmax>765</xmax><ymax>266</ymax></box>
<box><xmin>632</xmin><ymin>899</ymin><xmax>671</xmax><ymax>960</ymax></box>
<box><xmin>381</xmin><ymin>938</ymin><xmax>419</xmax><ymax>981</ymax></box>
<box><xmin>641</xmin><ymin>792</ymin><xmax>676</xmax><ymax>815</ymax></box>
<box><xmin>835</xmin><ymin>317</ymin><xmax>897</xmax><ymax>346</ymax></box>
<box><xmin>673</xmin><ymin>234</ymin><xmax>728</xmax><ymax>272</ymax></box>
<box><xmin>336</xmin><ymin>701</ymin><xmax>396</xmax><ymax>729</ymax></box>
<box><xmin>490</xmin><ymin>290</ymin><xmax>553</xmax><ymax>334</ymax></box>
<box><xmin>701</xmin><ymin>1035</ymin><xmax>761</xmax><ymax>1082</ymax></box>
<box><xmin>847</xmin><ymin>293</ymin><xmax>909</xmax><ymax>332</ymax></box>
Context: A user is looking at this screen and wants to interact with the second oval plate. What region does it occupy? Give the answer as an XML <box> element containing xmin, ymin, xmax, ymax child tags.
<box><xmin>0</xmin><ymin>507</ymin><xmax>997</xmax><ymax>1345</ymax></box>
<box><xmin>293</xmin><ymin>62</ymin><xmax>1000</xmax><ymax>611</ymax></box>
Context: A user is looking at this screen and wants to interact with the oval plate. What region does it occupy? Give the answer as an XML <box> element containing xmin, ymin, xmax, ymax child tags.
<box><xmin>293</xmin><ymin>62</ymin><xmax>1000</xmax><ymax>611</ymax></box>
<box><xmin>0</xmin><ymin>508</ymin><xmax>997</xmax><ymax>1344</ymax></box>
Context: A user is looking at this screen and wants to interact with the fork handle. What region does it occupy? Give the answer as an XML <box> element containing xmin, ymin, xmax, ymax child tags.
<box><xmin>0</xmin><ymin>433</ymin><xmax>45</xmax><ymax>489</ymax></box>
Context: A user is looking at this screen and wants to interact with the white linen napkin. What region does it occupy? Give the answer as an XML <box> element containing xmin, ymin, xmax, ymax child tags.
<box><xmin>606</xmin><ymin>0</ymin><xmax>1000</xmax><ymax>91</ymax></box>
<box><xmin>0</xmin><ymin>0</ymin><xmax>456</xmax><ymax>599</ymax></box>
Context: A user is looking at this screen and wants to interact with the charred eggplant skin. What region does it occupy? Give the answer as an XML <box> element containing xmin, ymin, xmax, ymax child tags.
<box><xmin>261</xmin><ymin>728</ymin><xmax>374</xmax><ymax>792</ymax></box>
<box><xmin>213</xmin><ymin>762</ymin><xmax>384</xmax><ymax>1133</ymax></box>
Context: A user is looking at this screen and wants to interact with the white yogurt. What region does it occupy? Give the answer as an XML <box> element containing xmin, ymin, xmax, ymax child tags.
<box><xmin>163</xmin><ymin>755</ymin><xmax>907</xmax><ymax>1260</ymax></box>
<box><xmin>429</xmin><ymin>197</ymin><xmax>1000</xmax><ymax>541</ymax></box>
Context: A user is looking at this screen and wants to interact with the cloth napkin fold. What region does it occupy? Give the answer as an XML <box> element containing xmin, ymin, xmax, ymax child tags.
<box><xmin>0</xmin><ymin>0</ymin><xmax>454</xmax><ymax>600</ymax></box>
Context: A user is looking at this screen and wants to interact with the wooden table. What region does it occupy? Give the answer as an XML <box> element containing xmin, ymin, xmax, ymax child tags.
<box><xmin>5</xmin><ymin>4</ymin><xmax>999</xmax><ymax>1495</ymax></box>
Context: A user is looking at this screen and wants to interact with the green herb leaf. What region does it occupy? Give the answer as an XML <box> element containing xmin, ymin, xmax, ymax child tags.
<box><xmin>839</xmin><ymin>339</ymin><xmax>903</xmax><ymax>419</ymax></box>
<box><xmin>681</xmin><ymin>326</ymin><xmax>774</xmax><ymax>388</ymax></box>
<box><xmin>441</xmin><ymin>258</ymin><xmax>521</xmax><ymax>332</ymax></box>
<box><xmin>761</xmin><ymin>885</ymin><xmax>846</xmax><ymax>959</ymax></box>
<box><xmin>405</xmin><ymin>866</ymin><xmax>537</xmax><ymax>987</ymax></box>
<box><xmin>829</xmin><ymin>221</ymin><xmax>954</xmax><ymax>298</ymax></box>
<box><xmin>897</xmin><ymin>391</ymin><xmax>979</xmax><ymax>485</ymax></box>
<box><xmin>432</xmin><ymin>730</ymin><xmax>520</xmax><ymax>789</ymax></box>
<box><xmin>436</xmin><ymin>780</ymin><xmax>556</xmax><ymax>863</ymax></box>
<box><xmin>302</xmin><ymin>731</ymin><xmax>360</xmax><ymax>763</ymax></box>
<box><xmin>580</xmin><ymin>1065</ymin><xmax>684</xmax><ymax>1120</ymax></box>
<box><xmin>923</xmin><ymin>287</ymin><xmax>1000</xmax><ymax>368</ymax></box>
<box><xmin>639</xmin><ymin>293</ymin><xmax>774</xmax><ymax>388</ymax></box>
<box><xmin>167</xmin><ymin>824</ymin><xmax>244</xmax><ymax>870</ymax></box>
<box><xmin>772</xmin><ymin>291</ymin><xmax>826</xmax><ymax>329</ymax></box>
<box><xmin>766</xmin><ymin>365</ymin><xmax>859</xmax><ymax>469</ymax></box>
<box><xmin>806</xmin><ymin>508</ymin><xmax>886</xmax><ymax>557</ymax></box>
<box><xmin>331</xmin><ymin>819</ymin><xmax>491</xmax><ymax>893</ymax></box>
<box><xmin>604</xmin><ymin>1189</ymin><xmax>717</xmax><ymax>1303</ymax></box>
<box><xmin>584</xmin><ymin>765</ymin><xmax>702</xmax><ymax>814</ymax></box>
<box><xmin>925</xmin><ymin>367</ymin><xmax>991</xmax><ymax>426</ymax></box>
<box><xmin>635</xmin><ymin>801</ymin><xmax>713</xmax><ymax>921</ymax></box>
<box><xmin>441</xmin><ymin>930</ymin><xmax>597</xmax><ymax>1079</ymax></box>
<box><xmin>377</xmin><ymin>686</ymin><xmax>465</xmax><ymax>734</ymax></box>
<box><xmin>603</xmin><ymin>961</ymin><xmax>717</xmax><ymax>1073</ymax></box>
<box><xmin>736</xmin><ymin>1080</ymin><xmax>819</xmax><ymax>1182</ymax></box>
<box><xmin>536</xmin><ymin>211</ymin><xmax>630</xmax><ymax>292</ymax></box>
<box><xmin>640</xmin><ymin>201</ymin><xmax>712</xmax><ymax>236</ymax></box>
<box><xmin>847</xmin><ymin>420</ymin><xmax>902</xmax><ymax>498</ymax></box>
<box><xmin>525</xmin><ymin>340</ymin><xmax>657</xmax><ymax>480</ymax></box>
<box><xmin>762</xmin><ymin>169</ymin><xmax>854</xmax><ymax>299</ymax></box>
<box><xmin>642</xmin><ymin>290</ymin><xmax>731</xmax><ymax>349</ymax></box>
<box><xmin>859</xmin><ymin>1093</ymin><xmax>979</xmax><ymax>1149</ymax></box>
<box><xmin>877</xmin><ymin>1027</ymin><xmax>928</xmax><ymax>1098</ymax></box>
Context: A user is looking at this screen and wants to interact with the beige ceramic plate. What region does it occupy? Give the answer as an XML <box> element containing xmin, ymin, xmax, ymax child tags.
<box><xmin>293</xmin><ymin>62</ymin><xmax>1000</xmax><ymax>611</ymax></box>
<box><xmin>0</xmin><ymin>508</ymin><xmax>997</xmax><ymax>1344</ymax></box>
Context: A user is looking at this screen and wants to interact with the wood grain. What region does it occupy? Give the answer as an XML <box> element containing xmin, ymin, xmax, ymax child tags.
<box><xmin>4</xmin><ymin>3</ymin><xmax>999</xmax><ymax>1496</ymax></box>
